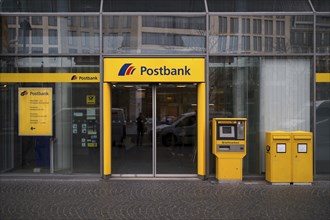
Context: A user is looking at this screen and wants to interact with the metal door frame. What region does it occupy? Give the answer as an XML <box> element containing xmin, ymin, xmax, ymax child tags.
<box><xmin>102</xmin><ymin>57</ymin><xmax>206</xmax><ymax>179</ymax></box>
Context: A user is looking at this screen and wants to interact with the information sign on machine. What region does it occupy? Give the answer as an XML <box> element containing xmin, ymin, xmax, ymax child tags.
<box><xmin>18</xmin><ymin>88</ymin><xmax>52</xmax><ymax>136</ymax></box>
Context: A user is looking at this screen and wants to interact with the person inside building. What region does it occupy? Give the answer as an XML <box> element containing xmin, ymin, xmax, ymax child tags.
<box><xmin>136</xmin><ymin>112</ymin><xmax>146</xmax><ymax>149</ymax></box>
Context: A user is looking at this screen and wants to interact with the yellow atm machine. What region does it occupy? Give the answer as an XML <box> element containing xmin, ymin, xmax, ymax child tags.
<box><xmin>212</xmin><ymin>118</ymin><xmax>247</xmax><ymax>181</ymax></box>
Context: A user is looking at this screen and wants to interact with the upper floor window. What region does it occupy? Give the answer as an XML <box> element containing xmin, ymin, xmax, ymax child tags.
<box><xmin>48</xmin><ymin>16</ymin><xmax>57</xmax><ymax>26</ymax></box>
<box><xmin>242</xmin><ymin>18</ymin><xmax>250</xmax><ymax>34</ymax></box>
<box><xmin>276</xmin><ymin>21</ymin><xmax>285</xmax><ymax>35</ymax></box>
<box><xmin>230</xmin><ymin>18</ymin><xmax>239</xmax><ymax>34</ymax></box>
<box><xmin>219</xmin><ymin>17</ymin><xmax>227</xmax><ymax>33</ymax></box>
<box><xmin>253</xmin><ymin>19</ymin><xmax>261</xmax><ymax>34</ymax></box>
<box><xmin>32</xmin><ymin>29</ymin><xmax>43</xmax><ymax>44</ymax></box>
<box><xmin>265</xmin><ymin>20</ymin><xmax>273</xmax><ymax>35</ymax></box>
<box><xmin>32</xmin><ymin>16</ymin><xmax>42</xmax><ymax>25</ymax></box>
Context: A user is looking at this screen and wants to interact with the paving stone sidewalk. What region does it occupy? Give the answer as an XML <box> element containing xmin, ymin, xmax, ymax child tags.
<box><xmin>0</xmin><ymin>178</ymin><xmax>329</xmax><ymax>220</ymax></box>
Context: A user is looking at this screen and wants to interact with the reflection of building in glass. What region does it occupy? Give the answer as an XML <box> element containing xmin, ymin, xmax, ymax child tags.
<box><xmin>103</xmin><ymin>16</ymin><xmax>206</xmax><ymax>54</ymax></box>
<box><xmin>4</xmin><ymin>15</ymin><xmax>330</xmax><ymax>56</ymax></box>
<box><xmin>209</xmin><ymin>15</ymin><xmax>315</xmax><ymax>54</ymax></box>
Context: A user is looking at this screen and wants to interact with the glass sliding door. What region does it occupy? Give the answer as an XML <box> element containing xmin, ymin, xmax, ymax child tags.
<box><xmin>111</xmin><ymin>84</ymin><xmax>153</xmax><ymax>175</ymax></box>
<box><xmin>111</xmin><ymin>83</ymin><xmax>197</xmax><ymax>176</ymax></box>
<box><xmin>155</xmin><ymin>84</ymin><xmax>197</xmax><ymax>175</ymax></box>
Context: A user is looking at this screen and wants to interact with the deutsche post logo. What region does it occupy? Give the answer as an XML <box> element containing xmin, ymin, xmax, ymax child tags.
<box><xmin>71</xmin><ymin>75</ymin><xmax>78</xmax><ymax>80</ymax></box>
<box><xmin>118</xmin><ymin>63</ymin><xmax>136</xmax><ymax>76</ymax></box>
<box><xmin>20</xmin><ymin>90</ymin><xmax>28</xmax><ymax>96</ymax></box>
<box><xmin>86</xmin><ymin>95</ymin><xmax>96</xmax><ymax>105</ymax></box>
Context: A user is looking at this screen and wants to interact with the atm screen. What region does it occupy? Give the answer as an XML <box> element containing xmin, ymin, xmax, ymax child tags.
<box><xmin>222</xmin><ymin>126</ymin><xmax>232</xmax><ymax>134</ymax></box>
<box><xmin>219</xmin><ymin>125</ymin><xmax>235</xmax><ymax>138</ymax></box>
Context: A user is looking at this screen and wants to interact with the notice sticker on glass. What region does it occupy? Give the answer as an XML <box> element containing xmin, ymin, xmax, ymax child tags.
<box><xmin>298</xmin><ymin>144</ymin><xmax>307</xmax><ymax>153</ymax></box>
<box><xmin>276</xmin><ymin>144</ymin><xmax>286</xmax><ymax>153</ymax></box>
<box><xmin>87</xmin><ymin>108</ymin><xmax>96</xmax><ymax>120</ymax></box>
<box><xmin>18</xmin><ymin>87</ymin><xmax>52</xmax><ymax>136</ymax></box>
<box><xmin>73</xmin><ymin>112</ymin><xmax>83</xmax><ymax>117</ymax></box>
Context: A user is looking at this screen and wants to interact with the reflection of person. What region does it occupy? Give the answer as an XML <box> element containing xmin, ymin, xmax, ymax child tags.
<box><xmin>136</xmin><ymin>112</ymin><xmax>145</xmax><ymax>147</ymax></box>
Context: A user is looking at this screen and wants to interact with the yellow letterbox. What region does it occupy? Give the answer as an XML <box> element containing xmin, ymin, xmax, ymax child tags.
<box><xmin>291</xmin><ymin>131</ymin><xmax>313</xmax><ymax>183</ymax></box>
<box><xmin>212</xmin><ymin>118</ymin><xmax>247</xmax><ymax>181</ymax></box>
<box><xmin>265</xmin><ymin>131</ymin><xmax>292</xmax><ymax>183</ymax></box>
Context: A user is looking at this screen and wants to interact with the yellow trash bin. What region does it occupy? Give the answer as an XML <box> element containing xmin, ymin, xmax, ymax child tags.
<box><xmin>291</xmin><ymin>131</ymin><xmax>313</xmax><ymax>184</ymax></box>
<box><xmin>265</xmin><ymin>131</ymin><xmax>292</xmax><ymax>184</ymax></box>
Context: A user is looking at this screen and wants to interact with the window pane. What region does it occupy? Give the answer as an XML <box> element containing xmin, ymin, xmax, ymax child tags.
<box><xmin>253</xmin><ymin>36</ymin><xmax>262</xmax><ymax>51</ymax></box>
<box><xmin>32</xmin><ymin>29</ymin><xmax>43</xmax><ymax>44</ymax></box>
<box><xmin>265</xmin><ymin>37</ymin><xmax>273</xmax><ymax>52</ymax></box>
<box><xmin>48</xmin><ymin>29</ymin><xmax>58</xmax><ymax>45</ymax></box>
<box><xmin>207</xmin><ymin>0</ymin><xmax>312</xmax><ymax>12</ymax></box>
<box><xmin>0</xmin><ymin>82</ymin><xmax>100</xmax><ymax>174</ymax></box>
<box><xmin>218</xmin><ymin>17</ymin><xmax>227</xmax><ymax>34</ymax></box>
<box><xmin>311</xmin><ymin>0</ymin><xmax>330</xmax><ymax>12</ymax></box>
<box><xmin>209</xmin><ymin>56</ymin><xmax>313</xmax><ymax>175</ymax></box>
<box><xmin>316</xmin><ymin>16</ymin><xmax>330</xmax><ymax>54</ymax></box>
<box><xmin>265</xmin><ymin>20</ymin><xmax>273</xmax><ymax>35</ymax></box>
<box><xmin>103</xmin><ymin>15</ymin><xmax>206</xmax><ymax>54</ymax></box>
<box><xmin>242</xmin><ymin>36</ymin><xmax>250</xmax><ymax>51</ymax></box>
<box><xmin>316</xmin><ymin>56</ymin><xmax>330</xmax><ymax>174</ymax></box>
<box><xmin>31</xmin><ymin>47</ymin><xmax>43</xmax><ymax>53</ymax></box>
<box><xmin>48</xmin><ymin>16</ymin><xmax>57</xmax><ymax>26</ymax></box>
<box><xmin>0</xmin><ymin>56</ymin><xmax>99</xmax><ymax>73</ymax></box>
<box><xmin>229</xmin><ymin>36</ymin><xmax>238</xmax><ymax>51</ymax></box>
<box><xmin>218</xmin><ymin>36</ymin><xmax>227</xmax><ymax>52</ymax></box>
<box><xmin>242</xmin><ymin>18</ymin><xmax>250</xmax><ymax>34</ymax></box>
<box><xmin>0</xmin><ymin>0</ymin><xmax>101</xmax><ymax>12</ymax></box>
<box><xmin>230</xmin><ymin>18</ymin><xmax>239</xmax><ymax>33</ymax></box>
<box><xmin>0</xmin><ymin>56</ymin><xmax>100</xmax><ymax>174</ymax></box>
<box><xmin>209</xmin><ymin>16</ymin><xmax>313</xmax><ymax>54</ymax></box>
<box><xmin>253</xmin><ymin>19</ymin><xmax>261</xmax><ymax>34</ymax></box>
<box><xmin>1</xmin><ymin>16</ymin><xmax>100</xmax><ymax>55</ymax></box>
<box><xmin>103</xmin><ymin>0</ymin><xmax>205</xmax><ymax>12</ymax></box>
<box><xmin>276</xmin><ymin>38</ymin><xmax>285</xmax><ymax>52</ymax></box>
<box><xmin>32</xmin><ymin>16</ymin><xmax>42</xmax><ymax>25</ymax></box>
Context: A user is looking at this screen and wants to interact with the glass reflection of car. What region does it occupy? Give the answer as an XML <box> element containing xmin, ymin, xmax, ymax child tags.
<box><xmin>111</xmin><ymin>108</ymin><xmax>126</xmax><ymax>146</ymax></box>
<box><xmin>157</xmin><ymin>112</ymin><xmax>197</xmax><ymax>146</ymax></box>
<box><xmin>316</xmin><ymin>100</ymin><xmax>330</xmax><ymax>173</ymax></box>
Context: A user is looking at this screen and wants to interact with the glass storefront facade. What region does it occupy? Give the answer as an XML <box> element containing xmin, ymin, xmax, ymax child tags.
<box><xmin>0</xmin><ymin>0</ymin><xmax>329</xmax><ymax>176</ymax></box>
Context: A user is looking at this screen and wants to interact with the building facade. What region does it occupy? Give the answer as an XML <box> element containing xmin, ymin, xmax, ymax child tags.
<box><xmin>0</xmin><ymin>0</ymin><xmax>329</xmax><ymax>177</ymax></box>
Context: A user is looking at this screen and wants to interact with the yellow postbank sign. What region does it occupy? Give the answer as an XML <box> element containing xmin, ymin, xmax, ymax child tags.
<box><xmin>0</xmin><ymin>73</ymin><xmax>99</xmax><ymax>83</ymax></box>
<box><xmin>316</xmin><ymin>73</ymin><xmax>330</xmax><ymax>83</ymax></box>
<box><xmin>18</xmin><ymin>88</ymin><xmax>52</xmax><ymax>136</ymax></box>
<box><xmin>104</xmin><ymin>58</ymin><xmax>205</xmax><ymax>82</ymax></box>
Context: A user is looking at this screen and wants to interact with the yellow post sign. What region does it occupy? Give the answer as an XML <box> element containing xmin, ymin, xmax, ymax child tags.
<box><xmin>86</xmin><ymin>95</ymin><xmax>96</xmax><ymax>105</ymax></box>
<box><xmin>18</xmin><ymin>88</ymin><xmax>52</xmax><ymax>136</ymax></box>
<box><xmin>104</xmin><ymin>58</ymin><xmax>205</xmax><ymax>83</ymax></box>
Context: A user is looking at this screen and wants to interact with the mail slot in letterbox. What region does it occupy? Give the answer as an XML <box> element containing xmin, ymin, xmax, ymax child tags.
<box><xmin>217</xmin><ymin>145</ymin><xmax>244</xmax><ymax>152</ymax></box>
